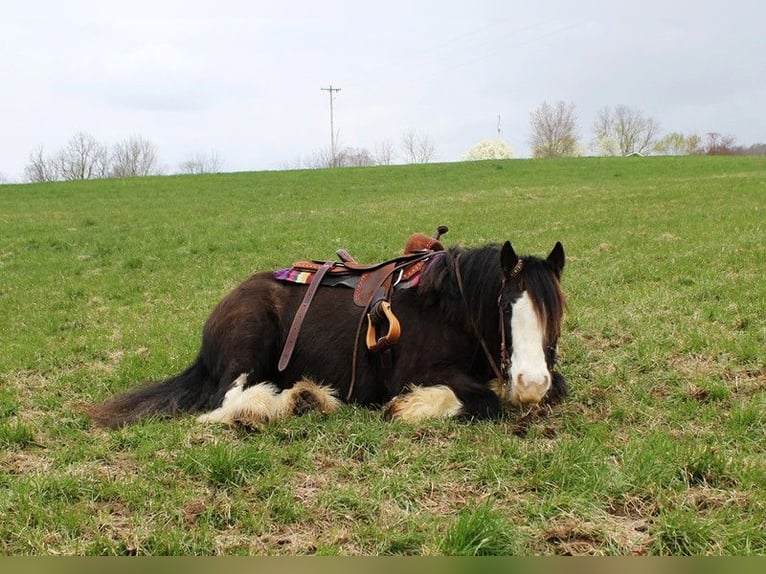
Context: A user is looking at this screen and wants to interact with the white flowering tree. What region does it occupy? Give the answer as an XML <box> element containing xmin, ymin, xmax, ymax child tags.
<box><xmin>463</xmin><ymin>140</ymin><xmax>515</xmax><ymax>161</ymax></box>
<box><xmin>592</xmin><ymin>135</ymin><xmax>620</xmax><ymax>157</ymax></box>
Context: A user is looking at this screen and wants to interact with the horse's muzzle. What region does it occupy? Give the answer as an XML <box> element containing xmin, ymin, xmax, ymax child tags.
<box><xmin>510</xmin><ymin>372</ymin><xmax>551</xmax><ymax>405</ymax></box>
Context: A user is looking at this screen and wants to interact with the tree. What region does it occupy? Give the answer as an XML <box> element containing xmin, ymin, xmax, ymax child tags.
<box><xmin>306</xmin><ymin>147</ymin><xmax>333</xmax><ymax>169</ymax></box>
<box><xmin>592</xmin><ymin>105</ymin><xmax>660</xmax><ymax>156</ymax></box>
<box><xmin>401</xmin><ymin>130</ymin><xmax>437</xmax><ymax>164</ymax></box>
<box><xmin>529</xmin><ymin>101</ymin><xmax>580</xmax><ymax>158</ymax></box>
<box><xmin>179</xmin><ymin>150</ymin><xmax>222</xmax><ymax>174</ymax></box>
<box><xmin>463</xmin><ymin>140</ymin><xmax>514</xmax><ymax>161</ymax></box>
<box><xmin>734</xmin><ymin>142</ymin><xmax>766</xmax><ymax>155</ymax></box>
<box><xmin>685</xmin><ymin>134</ymin><xmax>702</xmax><ymax>155</ymax></box>
<box><xmin>338</xmin><ymin>147</ymin><xmax>376</xmax><ymax>167</ymax></box>
<box><xmin>702</xmin><ymin>132</ymin><xmax>736</xmax><ymax>155</ymax></box>
<box><xmin>373</xmin><ymin>140</ymin><xmax>396</xmax><ymax>166</ymax></box>
<box><xmin>654</xmin><ymin>132</ymin><xmax>684</xmax><ymax>155</ymax></box>
<box><xmin>654</xmin><ymin>132</ymin><xmax>703</xmax><ymax>156</ymax></box>
<box><xmin>24</xmin><ymin>145</ymin><xmax>58</xmax><ymax>183</ymax></box>
<box><xmin>56</xmin><ymin>132</ymin><xmax>109</xmax><ymax>180</ymax></box>
<box><xmin>308</xmin><ymin>145</ymin><xmax>377</xmax><ymax>168</ymax></box>
<box><xmin>111</xmin><ymin>135</ymin><xmax>159</xmax><ymax>177</ymax></box>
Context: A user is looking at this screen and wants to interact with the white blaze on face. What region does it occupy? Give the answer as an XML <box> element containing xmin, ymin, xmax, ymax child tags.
<box><xmin>508</xmin><ymin>291</ymin><xmax>551</xmax><ymax>405</ymax></box>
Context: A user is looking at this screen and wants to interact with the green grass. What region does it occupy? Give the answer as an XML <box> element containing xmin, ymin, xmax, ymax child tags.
<box><xmin>1</xmin><ymin>156</ymin><xmax>765</xmax><ymax>555</ymax></box>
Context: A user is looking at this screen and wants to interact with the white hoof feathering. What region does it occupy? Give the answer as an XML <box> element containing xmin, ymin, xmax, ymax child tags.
<box><xmin>385</xmin><ymin>384</ymin><xmax>463</xmax><ymax>423</ymax></box>
<box><xmin>197</xmin><ymin>376</ymin><xmax>341</xmax><ymax>427</ymax></box>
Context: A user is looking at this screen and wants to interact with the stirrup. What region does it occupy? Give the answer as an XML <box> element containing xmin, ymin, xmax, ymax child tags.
<box><xmin>366</xmin><ymin>301</ymin><xmax>401</xmax><ymax>352</ymax></box>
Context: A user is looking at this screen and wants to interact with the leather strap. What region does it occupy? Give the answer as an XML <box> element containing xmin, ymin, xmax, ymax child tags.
<box><xmin>354</xmin><ymin>262</ymin><xmax>395</xmax><ymax>306</ymax></box>
<box><xmin>454</xmin><ymin>254</ymin><xmax>507</xmax><ymax>383</ymax></box>
<box><xmin>278</xmin><ymin>261</ymin><xmax>334</xmax><ymax>372</ymax></box>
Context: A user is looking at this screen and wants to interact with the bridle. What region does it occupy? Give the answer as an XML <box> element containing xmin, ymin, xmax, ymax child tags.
<box><xmin>453</xmin><ymin>253</ymin><xmax>524</xmax><ymax>384</ymax></box>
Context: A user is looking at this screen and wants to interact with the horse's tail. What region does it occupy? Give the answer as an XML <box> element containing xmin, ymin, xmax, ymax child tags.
<box><xmin>87</xmin><ymin>356</ymin><xmax>215</xmax><ymax>428</ymax></box>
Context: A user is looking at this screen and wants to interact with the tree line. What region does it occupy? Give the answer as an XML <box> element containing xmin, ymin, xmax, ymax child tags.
<box><xmin>300</xmin><ymin>129</ymin><xmax>438</xmax><ymax>169</ymax></box>
<box><xmin>24</xmin><ymin>133</ymin><xmax>222</xmax><ymax>183</ymax></box>
<box><xmin>23</xmin><ymin>130</ymin><xmax>437</xmax><ymax>182</ymax></box>
<box><xmin>528</xmin><ymin>101</ymin><xmax>764</xmax><ymax>158</ymax></box>
<box><xmin>20</xmin><ymin>105</ymin><xmax>764</xmax><ymax>182</ymax></box>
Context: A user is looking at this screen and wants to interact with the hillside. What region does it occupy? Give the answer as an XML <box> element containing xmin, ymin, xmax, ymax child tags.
<box><xmin>1</xmin><ymin>156</ymin><xmax>765</xmax><ymax>555</ymax></box>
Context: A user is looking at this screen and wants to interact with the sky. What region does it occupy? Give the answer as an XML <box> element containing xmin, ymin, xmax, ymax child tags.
<box><xmin>1</xmin><ymin>0</ymin><xmax>764</xmax><ymax>182</ymax></box>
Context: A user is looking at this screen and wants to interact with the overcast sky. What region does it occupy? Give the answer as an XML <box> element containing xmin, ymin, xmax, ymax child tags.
<box><xmin>1</xmin><ymin>0</ymin><xmax>764</xmax><ymax>182</ymax></box>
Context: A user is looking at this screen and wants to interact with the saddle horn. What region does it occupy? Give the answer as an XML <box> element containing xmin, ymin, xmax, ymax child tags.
<box><xmin>433</xmin><ymin>225</ymin><xmax>449</xmax><ymax>240</ymax></box>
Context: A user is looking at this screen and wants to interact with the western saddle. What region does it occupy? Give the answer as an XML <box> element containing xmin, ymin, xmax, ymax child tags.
<box><xmin>276</xmin><ymin>226</ymin><xmax>449</xmax><ymax>390</ymax></box>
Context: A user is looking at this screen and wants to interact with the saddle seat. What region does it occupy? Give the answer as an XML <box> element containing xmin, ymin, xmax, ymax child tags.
<box><xmin>276</xmin><ymin>226</ymin><xmax>448</xmax><ymax>373</ymax></box>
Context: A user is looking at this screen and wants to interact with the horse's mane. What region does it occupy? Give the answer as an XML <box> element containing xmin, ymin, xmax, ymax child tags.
<box><xmin>417</xmin><ymin>243</ymin><xmax>565</xmax><ymax>347</ymax></box>
<box><xmin>417</xmin><ymin>244</ymin><xmax>505</xmax><ymax>329</ymax></box>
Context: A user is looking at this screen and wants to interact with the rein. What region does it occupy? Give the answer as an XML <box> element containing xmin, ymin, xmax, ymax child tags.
<box><xmin>454</xmin><ymin>253</ymin><xmax>521</xmax><ymax>383</ymax></box>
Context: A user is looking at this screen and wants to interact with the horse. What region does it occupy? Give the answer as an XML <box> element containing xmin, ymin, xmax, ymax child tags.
<box><xmin>88</xmin><ymin>234</ymin><xmax>567</xmax><ymax>428</ymax></box>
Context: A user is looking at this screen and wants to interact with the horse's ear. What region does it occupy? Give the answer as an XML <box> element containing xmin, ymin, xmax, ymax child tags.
<box><xmin>547</xmin><ymin>241</ymin><xmax>565</xmax><ymax>274</ymax></box>
<box><xmin>500</xmin><ymin>241</ymin><xmax>519</xmax><ymax>277</ymax></box>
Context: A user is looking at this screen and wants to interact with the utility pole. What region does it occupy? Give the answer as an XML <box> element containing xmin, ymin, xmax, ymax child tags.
<box><xmin>497</xmin><ymin>114</ymin><xmax>502</xmax><ymax>139</ymax></box>
<box><xmin>321</xmin><ymin>85</ymin><xmax>341</xmax><ymax>167</ymax></box>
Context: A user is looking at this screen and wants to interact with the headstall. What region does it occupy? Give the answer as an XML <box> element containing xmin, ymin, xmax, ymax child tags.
<box><xmin>454</xmin><ymin>253</ymin><xmax>523</xmax><ymax>384</ymax></box>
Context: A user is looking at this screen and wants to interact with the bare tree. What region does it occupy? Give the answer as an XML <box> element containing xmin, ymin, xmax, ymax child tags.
<box><xmin>592</xmin><ymin>105</ymin><xmax>660</xmax><ymax>156</ymax></box>
<box><xmin>373</xmin><ymin>140</ymin><xmax>396</xmax><ymax>165</ymax></box>
<box><xmin>24</xmin><ymin>145</ymin><xmax>58</xmax><ymax>182</ymax></box>
<box><xmin>308</xmin><ymin>145</ymin><xmax>376</xmax><ymax>168</ymax></box>
<box><xmin>337</xmin><ymin>147</ymin><xmax>375</xmax><ymax>167</ymax></box>
<box><xmin>401</xmin><ymin>130</ymin><xmax>437</xmax><ymax>164</ymax></box>
<box><xmin>529</xmin><ymin>101</ymin><xmax>580</xmax><ymax>158</ymax></box>
<box><xmin>703</xmin><ymin>132</ymin><xmax>737</xmax><ymax>155</ymax></box>
<box><xmin>306</xmin><ymin>147</ymin><xmax>334</xmax><ymax>169</ymax></box>
<box><xmin>111</xmin><ymin>135</ymin><xmax>159</xmax><ymax>177</ymax></box>
<box><xmin>734</xmin><ymin>142</ymin><xmax>766</xmax><ymax>155</ymax></box>
<box><xmin>56</xmin><ymin>132</ymin><xmax>110</xmax><ymax>180</ymax></box>
<box><xmin>179</xmin><ymin>150</ymin><xmax>222</xmax><ymax>174</ymax></box>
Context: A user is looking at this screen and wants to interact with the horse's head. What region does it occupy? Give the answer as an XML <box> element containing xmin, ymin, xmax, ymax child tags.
<box><xmin>499</xmin><ymin>241</ymin><xmax>565</xmax><ymax>406</ymax></box>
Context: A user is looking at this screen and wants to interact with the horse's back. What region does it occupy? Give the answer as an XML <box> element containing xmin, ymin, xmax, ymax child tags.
<box><xmin>199</xmin><ymin>272</ymin><xmax>385</xmax><ymax>404</ymax></box>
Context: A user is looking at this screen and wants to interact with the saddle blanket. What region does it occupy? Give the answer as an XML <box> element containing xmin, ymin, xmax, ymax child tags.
<box><xmin>273</xmin><ymin>267</ymin><xmax>360</xmax><ymax>287</ymax></box>
<box><xmin>273</xmin><ymin>268</ymin><xmax>315</xmax><ymax>285</ymax></box>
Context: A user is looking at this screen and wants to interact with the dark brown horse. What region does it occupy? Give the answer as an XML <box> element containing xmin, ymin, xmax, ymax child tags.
<box><xmin>89</xmin><ymin>237</ymin><xmax>567</xmax><ymax>428</ymax></box>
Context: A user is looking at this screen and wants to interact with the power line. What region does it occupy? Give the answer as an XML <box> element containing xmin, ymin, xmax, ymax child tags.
<box><xmin>321</xmin><ymin>85</ymin><xmax>341</xmax><ymax>167</ymax></box>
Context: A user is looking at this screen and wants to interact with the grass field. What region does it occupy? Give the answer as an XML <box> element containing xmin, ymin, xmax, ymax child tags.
<box><xmin>1</xmin><ymin>156</ymin><xmax>765</xmax><ymax>555</ymax></box>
